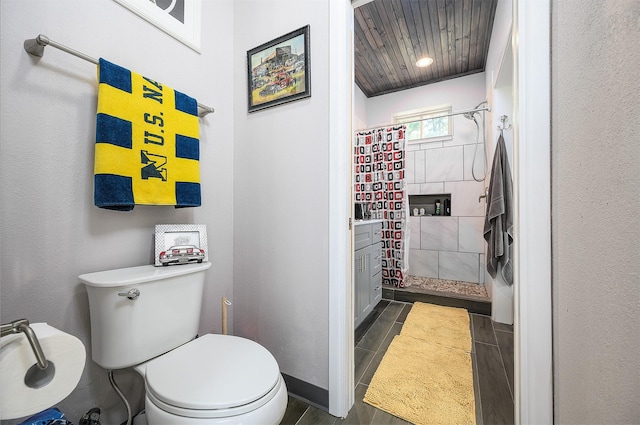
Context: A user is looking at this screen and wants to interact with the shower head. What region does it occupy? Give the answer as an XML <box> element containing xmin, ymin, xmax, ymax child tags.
<box><xmin>473</xmin><ymin>100</ymin><xmax>488</xmax><ymax>110</ymax></box>
<box><xmin>463</xmin><ymin>100</ymin><xmax>488</xmax><ymax>120</ymax></box>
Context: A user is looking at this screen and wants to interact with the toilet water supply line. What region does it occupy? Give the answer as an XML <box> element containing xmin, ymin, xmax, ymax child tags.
<box><xmin>108</xmin><ymin>370</ymin><xmax>132</xmax><ymax>425</ymax></box>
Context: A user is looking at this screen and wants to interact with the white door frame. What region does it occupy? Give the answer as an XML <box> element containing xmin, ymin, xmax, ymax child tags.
<box><xmin>512</xmin><ymin>0</ymin><xmax>553</xmax><ymax>423</ymax></box>
<box><xmin>328</xmin><ymin>0</ymin><xmax>355</xmax><ymax>418</ymax></box>
<box><xmin>328</xmin><ymin>0</ymin><xmax>554</xmax><ymax>421</ymax></box>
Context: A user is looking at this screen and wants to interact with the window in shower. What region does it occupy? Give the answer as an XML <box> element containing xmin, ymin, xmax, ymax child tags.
<box><xmin>393</xmin><ymin>106</ymin><xmax>453</xmax><ymax>143</ymax></box>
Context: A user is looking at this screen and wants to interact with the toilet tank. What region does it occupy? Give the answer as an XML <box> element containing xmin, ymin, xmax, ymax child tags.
<box><xmin>79</xmin><ymin>262</ymin><xmax>211</xmax><ymax>369</ymax></box>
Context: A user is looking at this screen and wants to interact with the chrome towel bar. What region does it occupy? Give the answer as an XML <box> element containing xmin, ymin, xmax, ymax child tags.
<box><xmin>23</xmin><ymin>34</ymin><xmax>215</xmax><ymax>117</ymax></box>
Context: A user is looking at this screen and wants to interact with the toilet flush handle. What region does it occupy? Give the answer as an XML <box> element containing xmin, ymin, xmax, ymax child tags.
<box><xmin>117</xmin><ymin>288</ymin><xmax>140</xmax><ymax>300</ymax></box>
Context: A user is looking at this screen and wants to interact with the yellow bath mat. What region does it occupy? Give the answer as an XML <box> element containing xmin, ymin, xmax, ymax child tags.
<box><xmin>400</xmin><ymin>302</ymin><xmax>472</xmax><ymax>352</ymax></box>
<box><xmin>364</xmin><ymin>303</ymin><xmax>475</xmax><ymax>425</ymax></box>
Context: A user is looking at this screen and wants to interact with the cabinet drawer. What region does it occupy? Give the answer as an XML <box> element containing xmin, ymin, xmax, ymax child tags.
<box><xmin>371</xmin><ymin>271</ymin><xmax>382</xmax><ymax>305</ymax></box>
<box><xmin>354</xmin><ymin>223</ymin><xmax>373</xmax><ymax>251</ymax></box>
<box><xmin>355</xmin><ymin>222</ymin><xmax>383</xmax><ymax>250</ymax></box>
<box><xmin>370</xmin><ymin>243</ymin><xmax>382</xmax><ymax>276</ymax></box>
<box><xmin>372</xmin><ymin>222</ymin><xmax>383</xmax><ymax>244</ymax></box>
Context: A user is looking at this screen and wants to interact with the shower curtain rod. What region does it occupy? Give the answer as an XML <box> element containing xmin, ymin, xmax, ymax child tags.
<box><xmin>355</xmin><ymin>104</ymin><xmax>490</xmax><ymax>132</ymax></box>
<box><xmin>23</xmin><ymin>34</ymin><xmax>215</xmax><ymax>117</ymax></box>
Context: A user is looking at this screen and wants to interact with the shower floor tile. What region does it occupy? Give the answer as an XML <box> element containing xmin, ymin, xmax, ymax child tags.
<box><xmin>404</xmin><ymin>275</ymin><xmax>489</xmax><ymax>299</ymax></box>
<box><xmin>383</xmin><ymin>276</ymin><xmax>491</xmax><ymax>315</ymax></box>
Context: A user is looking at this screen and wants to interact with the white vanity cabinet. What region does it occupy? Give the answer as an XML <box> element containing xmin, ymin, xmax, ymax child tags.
<box><xmin>354</xmin><ymin>221</ymin><xmax>383</xmax><ymax>329</ymax></box>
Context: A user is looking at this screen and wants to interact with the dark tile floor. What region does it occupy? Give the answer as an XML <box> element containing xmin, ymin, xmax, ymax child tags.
<box><xmin>280</xmin><ymin>300</ymin><xmax>514</xmax><ymax>425</ymax></box>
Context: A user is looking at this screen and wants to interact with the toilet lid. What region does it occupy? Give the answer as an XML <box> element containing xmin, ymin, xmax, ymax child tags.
<box><xmin>144</xmin><ymin>334</ymin><xmax>281</xmax><ymax>411</ymax></box>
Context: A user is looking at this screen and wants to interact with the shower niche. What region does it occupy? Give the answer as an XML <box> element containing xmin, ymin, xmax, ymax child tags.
<box><xmin>409</xmin><ymin>194</ymin><xmax>451</xmax><ymax>217</ymax></box>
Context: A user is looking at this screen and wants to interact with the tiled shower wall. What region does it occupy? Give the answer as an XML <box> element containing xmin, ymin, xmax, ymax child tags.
<box><xmin>406</xmin><ymin>135</ymin><xmax>487</xmax><ymax>284</ymax></box>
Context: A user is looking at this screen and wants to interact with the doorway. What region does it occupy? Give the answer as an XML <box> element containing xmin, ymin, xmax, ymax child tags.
<box><xmin>327</xmin><ymin>0</ymin><xmax>552</xmax><ymax>422</ymax></box>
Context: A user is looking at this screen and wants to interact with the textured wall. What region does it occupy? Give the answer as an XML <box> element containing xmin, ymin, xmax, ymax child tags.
<box><xmin>0</xmin><ymin>0</ymin><xmax>234</xmax><ymax>423</ymax></box>
<box><xmin>551</xmin><ymin>1</ymin><xmax>640</xmax><ymax>423</ymax></box>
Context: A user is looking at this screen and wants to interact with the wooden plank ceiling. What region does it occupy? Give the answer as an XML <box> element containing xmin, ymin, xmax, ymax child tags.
<box><xmin>354</xmin><ymin>0</ymin><xmax>498</xmax><ymax>97</ymax></box>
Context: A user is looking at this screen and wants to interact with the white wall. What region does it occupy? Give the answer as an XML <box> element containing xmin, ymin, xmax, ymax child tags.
<box><xmin>0</xmin><ymin>0</ymin><xmax>234</xmax><ymax>423</ymax></box>
<box><xmin>232</xmin><ymin>0</ymin><xmax>331</xmax><ymax>393</ymax></box>
<box><xmin>484</xmin><ymin>0</ymin><xmax>513</xmax><ymax>162</ymax></box>
<box><xmin>551</xmin><ymin>0</ymin><xmax>640</xmax><ymax>422</ymax></box>
<box><xmin>483</xmin><ymin>0</ymin><xmax>513</xmax><ymax>324</ymax></box>
<box><xmin>365</xmin><ymin>72</ymin><xmax>486</xmax><ymax>129</ymax></box>
<box><xmin>353</xmin><ymin>84</ymin><xmax>368</xmax><ymax>131</ymax></box>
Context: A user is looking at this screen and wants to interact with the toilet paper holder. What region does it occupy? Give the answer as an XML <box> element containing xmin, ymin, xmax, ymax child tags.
<box><xmin>1</xmin><ymin>319</ymin><xmax>48</xmax><ymax>370</ymax></box>
<box><xmin>1</xmin><ymin>318</ymin><xmax>56</xmax><ymax>388</ymax></box>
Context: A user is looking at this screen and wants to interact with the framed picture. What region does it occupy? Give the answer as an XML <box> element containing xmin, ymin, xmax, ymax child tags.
<box><xmin>247</xmin><ymin>25</ymin><xmax>311</xmax><ymax>113</ymax></box>
<box><xmin>114</xmin><ymin>0</ymin><xmax>202</xmax><ymax>53</ymax></box>
<box><xmin>154</xmin><ymin>224</ymin><xmax>208</xmax><ymax>266</ymax></box>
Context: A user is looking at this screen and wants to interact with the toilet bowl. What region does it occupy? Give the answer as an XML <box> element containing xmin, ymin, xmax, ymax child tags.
<box><xmin>136</xmin><ymin>334</ymin><xmax>287</xmax><ymax>423</ymax></box>
<box><xmin>79</xmin><ymin>262</ymin><xmax>287</xmax><ymax>424</ymax></box>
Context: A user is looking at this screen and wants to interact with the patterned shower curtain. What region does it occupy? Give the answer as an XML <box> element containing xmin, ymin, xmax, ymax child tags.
<box><xmin>354</xmin><ymin>125</ymin><xmax>409</xmax><ymax>288</ymax></box>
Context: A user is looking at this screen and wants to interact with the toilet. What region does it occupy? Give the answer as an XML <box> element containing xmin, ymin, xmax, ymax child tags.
<box><xmin>79</xmin><ymin>262</ymin><xmax>287</xmax><ymax>424</ymax></box>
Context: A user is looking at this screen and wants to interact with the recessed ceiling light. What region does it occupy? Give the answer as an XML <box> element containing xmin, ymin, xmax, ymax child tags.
<box><xmin>415</xmin><ymin>57</ymin><xmax>433</xmax><ymax>67</ymax></box>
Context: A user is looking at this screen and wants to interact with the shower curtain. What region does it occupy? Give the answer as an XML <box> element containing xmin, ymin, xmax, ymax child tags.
<box><xmin>354</xmin><ymin>125</ymin><xmax>409</xmax><ymax>287</ymax></box>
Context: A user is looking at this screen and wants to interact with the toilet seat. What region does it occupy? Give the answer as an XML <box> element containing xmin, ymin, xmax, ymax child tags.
<box><xmin>141</xmin><ymin>334</ymin><xmax>282</xmax><ymax>418</ymax></box>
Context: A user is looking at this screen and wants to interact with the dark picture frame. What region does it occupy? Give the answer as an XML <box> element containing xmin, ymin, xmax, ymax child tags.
<box><xmin>247</xmin><ymin>25</ymin><xmax>311</xmax><ymax>112</ymax></box>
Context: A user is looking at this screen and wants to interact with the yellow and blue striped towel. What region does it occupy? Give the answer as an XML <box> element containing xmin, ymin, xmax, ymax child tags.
<box><xmin>95</xmin><ymin>58</ymin><xmax>200</xmax><ymax>210</ymax></box>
